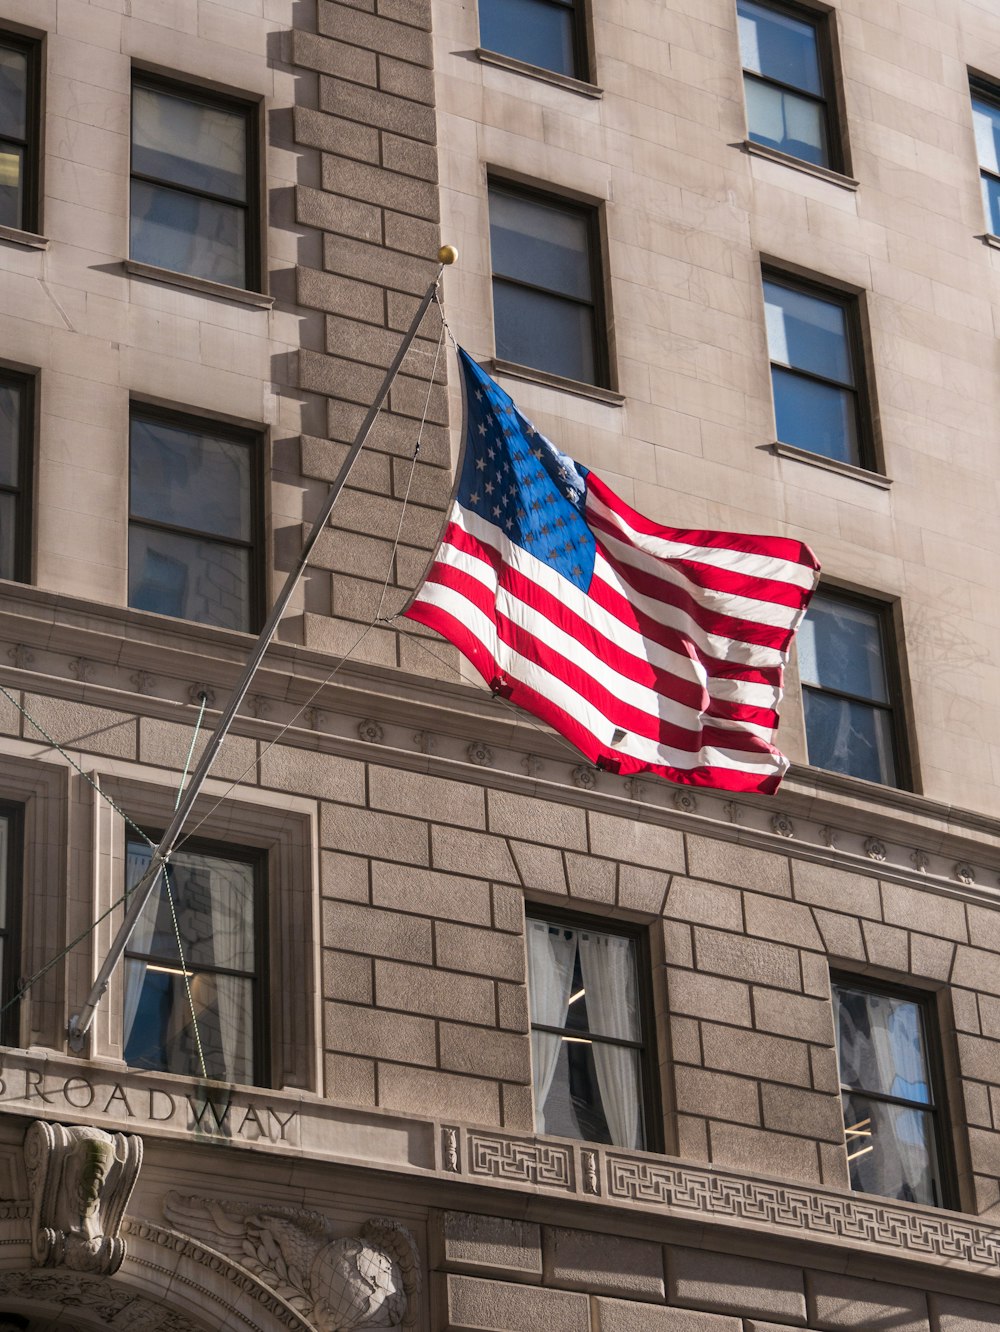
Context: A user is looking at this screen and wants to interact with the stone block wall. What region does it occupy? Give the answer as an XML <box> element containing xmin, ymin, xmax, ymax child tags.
<box><xmin>430</xmin><ymin>1209</ymin><xmax>1000</xmax><ymax>1331</ymax></box>
<box><xmin>290</xmin><ymin>0</ymin><xmax>458</xmax><ymax>675</ymax></box>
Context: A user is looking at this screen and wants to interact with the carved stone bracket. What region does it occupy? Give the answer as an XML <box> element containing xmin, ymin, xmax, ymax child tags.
<box><xmin>24</xmin><ymin>1120</ymin><xmax>142</xmax><ymax>1276</ymax></box>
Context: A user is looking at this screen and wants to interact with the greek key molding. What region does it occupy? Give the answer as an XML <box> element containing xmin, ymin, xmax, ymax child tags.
<box><xmin>453</xmin><ymin>1129</ymin><xmax>1000</xmax><ymax>1273</ymax></box>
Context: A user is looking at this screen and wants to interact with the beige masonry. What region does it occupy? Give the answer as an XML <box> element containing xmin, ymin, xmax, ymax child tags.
<box><xmin>0</xmin><ymin>0</ymin><xmax>1000</xmax><ymax>1329</ymax></box>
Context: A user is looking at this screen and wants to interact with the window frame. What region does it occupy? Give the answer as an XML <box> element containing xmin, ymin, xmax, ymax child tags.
<box><xmin>0</xmin><ymin>800</ymin><xmax>23</xmax><ymax>1049</ymax></box>
<box><xmin>488</xmin><ymin>177</ymin><xmax>612</xmax><ymax>391</ymax></box>
<box><xmin>0</xmin><ymin>365</ymin><xmax>34</xmax><ymax>584</ymax></box>
<box><xmin>525</xmin><ymin>902</ymin><xmax>662</xmax><ymax>1153</ymax></box>
<box><xmin>762</xmin><ymin>267</ymin><xmax>878</xmax><ymax>473</ymax></box>
<box><xmin>0</xmin><ymin>28</ymin><xmax>41</xmax><ymax>235</ymax></box>
<box><xmin>831</xmin><ymin>971</ymin><xmax>957</xmax><ymax>1211</ymax></box>
<box><xmin>129</xmin><ymin>69</ymin><xmax>262</xmax><ymax>293</ymax></box>
<box><xmin>127</xmin><ymin>401</ymin><xmax>265</xmax><ymax>634</ymax></box>
<box><xmin>799</xmin><ymin>585</ymin><xmax>912</xmax><ymax>790</ymax></box>
<box><xmin>971</xmin><ymin>77</ymin><xmax>1000</xmax><ymax>238</ymax></box>
<box><xmin>477</xmin><ymin>0</ymin><xmax>591</xmax><ymax>84</ymax></box>
<box><xmin>738</xmin><ymin>0</ymin><xmax>845</xmax><ymax>175</ymax></box>
<box><xmin>124</xmin><ymin>829</ymin><xmax>270</xmax><ymax>1087</ymax></box>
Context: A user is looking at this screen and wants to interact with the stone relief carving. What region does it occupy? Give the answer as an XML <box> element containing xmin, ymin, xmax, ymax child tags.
<box><xmin>466</xmin><ymin>740</ymin><xmax>493</xmax><ymax>767</ymax></box>
<box><xmin>0</xmin><ymin>1271</ymin><xmax>200</xmax><ymax>1332</ymax></box>
<box><xmin>163</xmin><ymin>1194</ymin><xmax>420</xmax><ymax>1331</ymax></box>
<box><xmin>24</xmin><ymin>1121</ymin><xmax>142</xmax><ymax>1276</ymax></box>
<box><xmin>357</xmin><ymin>718</ymin><xmax>384</xmax><ymax>744</ymax></box>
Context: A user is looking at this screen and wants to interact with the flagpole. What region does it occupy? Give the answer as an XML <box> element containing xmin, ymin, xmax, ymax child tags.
<box><xmin>67</xmin><ymin>248</ymin><xmax>458</xmax><ymax>1050</ymax></box>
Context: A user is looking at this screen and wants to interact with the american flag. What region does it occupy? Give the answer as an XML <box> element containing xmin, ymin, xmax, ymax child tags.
<box><xmin>405</xmin><ymin>350</ymin><xmax>820</xmax><ymax>794</ymax></box>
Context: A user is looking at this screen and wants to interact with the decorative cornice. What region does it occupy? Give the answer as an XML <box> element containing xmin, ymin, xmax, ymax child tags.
<box><xmin>3</xmin><ymin>585</ymin><xmax>1000</xmax><ymax>906</ymax></box>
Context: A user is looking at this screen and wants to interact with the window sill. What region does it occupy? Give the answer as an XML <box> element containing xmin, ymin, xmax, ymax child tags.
<box><xmin>476</xmin><ymin>47</ymin><xmax>603</xmax><ymax>98</ymax></box>
<box><xmin>769</xmin><ymin>441</ymin><xmax>891</xmax><ymax>488</ymax></box>
<box><xmin>979</xmin><ymin>232</ymin><xmax>1000</xmax><ymax>252</ymax></box>
<box><xmin>0</xmin><ymin>223</ymin><xmax>48</xmax><ymax>250</ymax></box>
<box><xmin>742</xmin><ymin>139</ymin><xmax>860</xmax><ymax>191</ymax></box>
<box><xmin>123</xmin><ymin>259</ymin><xmax>274</xmax><ymax>308</ymax></box>
<box><xmin>490</xmin><ymin>358</ymin><xmax>624</xmax><ymax>406</ymax></box>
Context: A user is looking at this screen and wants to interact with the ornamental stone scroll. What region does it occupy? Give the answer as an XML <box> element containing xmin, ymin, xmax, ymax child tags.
<box><xmin>24</xmin><ymin>1120</ymin><xmax>142</xmax><ymax>1275</ymax></box>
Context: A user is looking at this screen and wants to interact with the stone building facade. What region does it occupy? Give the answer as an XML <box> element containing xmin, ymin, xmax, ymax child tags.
<box><xmin>0</xmin><ymin>0</ymin><xmax>997</xmax><ymax>1328</ymax></box>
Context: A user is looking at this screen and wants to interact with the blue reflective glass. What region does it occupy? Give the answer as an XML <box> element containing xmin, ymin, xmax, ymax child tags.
<box><xmin>490</xmin><ymin>187</ymin><xmax>592</xmax><ymax>300</ymax></box>
<box><xmin>771</xmin><ymin>368</ymin><xmax>858</xmax><ymax>463</ymax></box>
<box><xmin>130</xmin><ymin>416</ymin><xmax>252</xmax><ymax>542</ymax></box>
<box><xmin>0</xmin><ymin>492</ymin><xmax>14</xmax><ymax>581</ymax></box>
<box><xmin>802</xmin><ymin>687</ymin><xmax>895</xmax><ymax>784</ymax></box>
<box><xmin>0</xmin><ymin>46</ymin><xmax>26</xmax><ymax>141</ymax></box>
<box><xmin>738</xmin><ymin>1</ymin><xmax>822</xmax><ymax>95</ymax></box>
<box><xmin>479</xmin><ymin>0</ymin><xmax>577</xmax><ymax>77</ymax></box>
<box><xmin>745</xmin><ymin>77</ymin><xmax>827</xmax><ymax>165</ymax></box>
<box><xmin>493</xmin><ymin>279</ymin><xmax>595</xmax><ymax>384</ymax></box>
<box><xmin>0</xmin><ymin>382</ymin><xmax>19</xmax><ymax>488</ymax></box>
<box><xmin>128</xmin><ymin>527</ymin><xmax>251</xmax><ymax>631</ymax></box>
<box><xmin>981</xmin><ymin>173</ymin><xmax>1000</xmax><ymax>236</ymax></box>
<box><xmin>841</xmin><ymin>1093</ymin><xmax>939</xmax><ymax>1206</ymax></box>
<box><xmin>835</xmin><ymin>986</ymin><xmax>930</xmax><ymax>1102</ymax></box>
<box><xmin>798</xmin><ymin>593</ymin><xmax>889</xmax><ymax>702</ymax></box>
<box><xmin>972</xmin><ymin>95</ymin><xmax>1000</xmax><ymax>175</ymax></box>
<box><xmin>133</xmin><ymin>85</ymin><xmax>247</xmax><ymax>201</ymax></box>
<box><xmin>0</xmin><ymin>141</ymin><xmax>23</xmax><ymax>229</ymax></box>
<box><xmin>765</xmin><ymin>281</ymin><xmax>852</xmax><ymax>383</ymax></box>
<box><xmin>131</xmin><ymin>179</ymin><xmax>246</xmax><ymax>288</ymax></box>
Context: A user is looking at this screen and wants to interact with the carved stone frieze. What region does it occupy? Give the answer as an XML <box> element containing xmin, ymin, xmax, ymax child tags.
<box><xmin>24</xmin><ymin>1120</ymin><xmax>142</xmax><ymax>1276</ymax></box>
<box><xmin>163</xmin><ymin>1194</ymin><xmax>420</xmax><ymax>1331</ymax></box>
<box><xmin>0</xmin><ymin>1271</ymin><xmax>200</xmax><ymax>1332</ymax></box>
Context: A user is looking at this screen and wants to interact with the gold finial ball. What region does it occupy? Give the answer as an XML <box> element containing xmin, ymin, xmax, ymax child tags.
<box><xmin>438</xmin><ymin>244</ymin><xmax>459</xmax><ymax>265</ymax></box>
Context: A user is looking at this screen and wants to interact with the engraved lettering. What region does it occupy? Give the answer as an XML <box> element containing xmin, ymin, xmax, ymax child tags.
<box><xmin>102</xmin><ymin>1083</ymin><xmax>134</xmax><ymax>1117</ymax></box>
<box><xmin>237</xmin><ymin>1104</ymin><xmax>266</xmax><ymax>1138</ymax></box>
<box><xmin>25</xmin><ymin>1070</ymin><xmax>52</xmax><ymax>1103</ymax></box>
<box><xmin>187</xmin><ymin>1096</ymin><xmax>230</xmax><ymax>1133</ymax></box>
<box><xmin>62</xmin><ymin>1076</ymin><xmax>94</xmax><ymax>1109</ymax></box>
<box><xmin>268</xmin><ymin>1107</ymin><xmax>296</xmax><ymax>1141</ymax></box>
<box><xmin>148</xmin><ymin>1088</ymin><xmax>176</xmax><ymax>1122</ymax></box>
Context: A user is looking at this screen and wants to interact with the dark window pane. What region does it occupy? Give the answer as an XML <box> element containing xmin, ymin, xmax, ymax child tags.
<box><xmin>765</xmin><ymin>281</ymin><xmax>852</xmax><ymax>383</ymax></box>
<box><xmin>841</xmin><ymin>1092</ymin><xmax>941</xmax><ymax>1206</ymax></box>
<box><xmin>133</xmin><ymin>85</ymin><xmax>247</xmax><ymax>201</ymax></box>
<box><xmin>0</xmin><ymin>141</ymin><xmax>23</xmax><ymax>229</ymax></box>
<box><xmin>835</xmin><ymin>986</ymin><xmax>931</xmax><ymax>1102</ymax></box>
<box><xmin>123</xmin><ymin>962</ymin><xmax>253</xmax><ymax>1083</ymax></box>
<box><xmin>533</xmin><ymin>1033</ymin><xmax>644</xmax><ymax>1149</ymax></box>
<box><xmin>0</xmin><ymin>46</ymin><xmax>26</xmax><ymax>140</ymax></box>
<box><xmin>798</xmin><ymin>593</ymin><xmax>889</xmax><ymax>701</ymax></box>
<box><xmin>129</xmin><ymin>526</ymin><xmax>251</xmax><ymax>631</ymax></box>
<box><xmin>130</xmin><ymin>179</ymin><xmax>246</xmax><ymax>287</ymax></box>
<box><xmin>490</xmin><ymin>188</ymin><xmax>592</xmax><ymax>300</ymax></box>
<box><xmin>130</xmin><ymin>416</ymin><xmax>252</xmax><ymax>541</ymax></box>
<box><xmin>479</xmin><ymin>0</ymin><xmax>577</xmax><ymax>77</ymax></box>
<box><xmin>127</xmin><ymin>842</ymin><xmax>255</xmax><ymax>973</ymax></box>
<box><xmin>802</xmin><ymin>688</ymin><xmax>896</xmax><ymax>784</ymax></box>
<box><xmin>0</xmin><ymin>491</ymin><xmax>15</xmax><ymax>580</ymax></box>
<box><xmin>973</xmin><ymin>95</ymin><xmax>1000</xmax><ymax>175</ymax></box>
<box><xmin>0</xmin><ymin>381</ymin><xmax>19</xmax><ymax>487</ymax></box>
<box><xmin>738</xmin><ymin>1</ymin><xmax>822</xmax><ymax>95</ymax></box>
<box><xmin>981</xmin><ymin>173</ymin><xmax>1000</xmax><ymax>237</ymax></box>
<box><xmin>0</xmin><ymin>812</ymin><xmax>8</xmax><ymax>927</ymax></box>
<box><xmin>744</xmin><ymin>77</ymin><xmax>828</xmax><ymax>166</ymax></box>
<box><xmin>771</xmin><ymin>369</ymin><xmax>858</xmax><ymax>463</ymax></box>
<box><xmin>493</xmin><ymin>280</ymin><xmax>595</xmax><ymax>383</ymax></box>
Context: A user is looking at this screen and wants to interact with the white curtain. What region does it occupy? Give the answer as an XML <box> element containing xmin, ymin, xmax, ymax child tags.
<box><xmin>207</xmin><ymin>861</ymin><xmax>252</xmax><ymax>1082</ymax></box>
<box><xmin>526</xmin><ymin>921</ymin><xmax>576</xmax><ymax>1133</ymax></box>
<box><xmin>578</xmin><ymin>932</ymin><xmax>641</xmax><ymax>1150</ymax></box>
<box><xmin>123</xmin><ymin>848</ymin><xmax>157</xmax><ymax>1051</ymax></box>
<box><xmin>867</xmin><ymin>995</ymin><xmax>931</xmax><ymax>1200</ymax></box>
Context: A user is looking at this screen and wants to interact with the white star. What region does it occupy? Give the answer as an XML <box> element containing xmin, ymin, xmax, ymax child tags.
<box><xmin>492</xmin><ymin>505</ymin><xmax>501</xmax><ymax>518</ymax></box>
<box><xmin>469</xmin><ymin>491</ymin><xmax>481</xmax><ymax>505</ymax></box>
<box><xmin>485</xmin><ymin>481</ymin><xmax>494</xmax><ymax>494</ymax></box>
<box><xmin>476</xmin><ymin>458</ymin><xmax>486</xmax><ymax>471</ymax></box>
<box><xmin>475</xmin><ymin>389</ymin><xmax>483</xmax><ymax>400</ymax></box>
<box><xmin>478</xmin><ymin>423</ymin><xmax>486</xmax><ymax>435</ymax></box>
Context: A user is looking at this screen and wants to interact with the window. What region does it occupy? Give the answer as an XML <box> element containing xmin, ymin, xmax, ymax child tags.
<box><xmin>128</xmin><ymin>407</ymin><xmax>261</xmax><ymax>633</ymax></box>
<box><xmin>798</xmin><ymin>589</ymin><xmax>906</xmax><ymax>786</ymax></box>
<box><xmin>737</xmin><ymin>0</ymin><xmax>841</xmax><ymax>171</ymax></box>
<box><xmin>478</xmin><ymin>0</ymin><xmax>588</xmax><ymax>81</ymax></box>
<box><xmin>130</xmin><ymin>74</ymin><xmax>258</xmax><ymax>290</ymax></box>
<box><xmin>124</xmin><ymin>835</ymin><xmax>266</xmax><ymax>1085</ymax></box>
<box><xmin>525</xmin><ymin>912</ymin><xmax>656</xmax><ymax>1150</ymax></box>
<box><xmin>833</xmin><ymin>978</ymin><xmax>951</xmax><ymax>1208</ymax></box>
<box><xmin>0</xmin><ymin>33</ymin><xmax>39</xmax><ymax>233</ymax></box>
<box><xmin>489</xmin><ymin>181</ymin><xmax>608</xmax><ymax>388</ymax></box>
<box><xmin>0</xmin><ymin>803</ymin><xmax>22</xmax><ymax>1047</ymax></box>
<box><xmin>763</xmin><ymin>274</ymin><xmax>872</xmax><ymax>467</ymax></box>
<box><xmin>972</xmin><ymin>83</ymin><xmax>1000</xmax><ymax>236</ymax></box>
<box><xmin>0</xmin><ymin>369</ymin><xmax>32</xmax><ymax>583</ymax></box>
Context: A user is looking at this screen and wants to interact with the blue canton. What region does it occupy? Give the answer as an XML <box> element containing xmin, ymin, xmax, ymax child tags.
<box><xmin>457</xmin><ymin>350</ymin><xmax>596</xmax><ymax>592</ymax></box>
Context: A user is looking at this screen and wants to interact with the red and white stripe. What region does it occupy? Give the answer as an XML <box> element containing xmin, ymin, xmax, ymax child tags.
<box><xmin>406</xmin><ymin>473</ymin><xmax>819</xmax><ymax>794</ymax></box>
